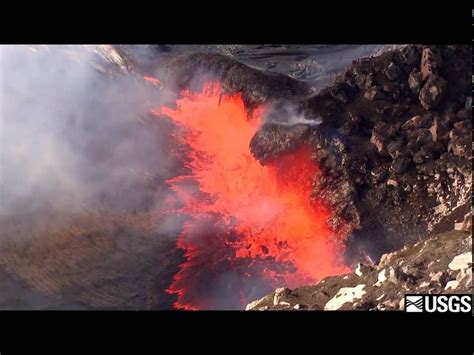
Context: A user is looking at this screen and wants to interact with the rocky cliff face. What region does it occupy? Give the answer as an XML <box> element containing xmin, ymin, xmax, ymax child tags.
<box><xmin>250</xmin><ymin>45</ymin><xmax>472</xmax><ymax>263</ymax></box>
<box><xmin>244</xmin><ymin>44</ymin><xmax>472</xmax><ymax>310</ymax></box>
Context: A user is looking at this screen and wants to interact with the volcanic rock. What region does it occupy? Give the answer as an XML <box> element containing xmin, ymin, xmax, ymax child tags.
<box><xmin>444</xmin><ymin>280</ymin><xmax>459</xmax><ymax>290</ymax></box>
<box><xmin>456</xmin><ymin>268</ymin><xmax>472</xmax><ymax>289</ymax></box>
<box><xmin>364</xmin><ymin>86</ymin><xmax>384</xmax><ymax>101</ymax></box>
<box><xmin>408</xmin><ymin>70</ymin><xmax>423</xmax><ymax>93</ymax></box>
<box><xmin>401</xmin><ymin>115</ymin><xmax>431</xmax><ymax>130</ymax></box>
<box><xmin>419</xmin><ymin>74</ymin><xmax>447</xmax><ymax>110</ymax></box>
<box><xmin>385</xmin><ymin>62</ymin><xmax>400</xmax><ymax>81</ymax></box>
<box><xmin>454</xmin><ymin>212</ymin><xmax>472</xmax><ymax>232</ymax></box>
<box><xmin>355</xmin><ymin>263</ymin><xmax>374</xmax><ymax>277</ymax></box>
<box><xmin>429</xmin><ymin>117</ymin><xmax>449</xmax><ymax>142</ymax></box>
<box><xmin>448</xmin><ymin>252</ymin><xmax>472</xmax><ymax>271</ymax></box>
<box><xmin>247</xmin><ymin>230</ymin><xmax>471</xmax><ymax>311</ymax></box>
<box><xmin>452</xmin><ymin>119</ymin><xmax>472</xmax><ymax>132</ymax></box>
<box><xmin>245</xmin><ymin>294</ymin><xmax>273</xmax><ymax>310</ymax></box>
<box><xmin>400</xmin><ymin>45</ymin><xmax>421</xmax><ymax>66</ymax></box>
<box><xmin>387</xmin><ymin>139</ymin><xmax>406</xmax><ymax>160</ymax></box>
<box><xmin>249</xmin><ymin>123</ymin><xmax>310</xmax><ymax>165</ymax></box>
<box><xmin>420</xmin><ymin>47</ymin><xmax>443</xmax><ymax>82</ymax></box>
<box><xmin>370</xmin><ymin>122</ymin><xmax>390</xmax><ymax>154</ymax></box>
<box><xmin>412</xmin><ymin>151</ymin><xmax>425</xmax><ymax>165</ymax></box>
<box><xmin>429</xmin><ymin>271</ymin><xmax>449</xmax><ymax>287</ymax></box>
<box><xmin>448</xmin><ymin>135</ymin><xmax>470</xmax><ymax>157</ymax></box>
<box><xmin>370</xmin><ymin>166</ymin><xmax>388</xmax><ymax>184</ymax></box>
<box><xmin>324</xmin><ymin>284</ymin><xmax>366</xmax><ymax>310</ymax></box>
<box><xmin>355</xmin><ymin>73</ymin><xmax>374</xmax><ymax>90</ymax></box>
<box><xmin>158</xmin><ymin>52</ymin><xmax>312</xmax><ymax>111</ymax></box>
<box><xmin>390</xmin><ymin>156</ymin><xmax>411</xmax><ymax>174</ymax></box>
<box><xmin>409</xmin><ymin>128</ymin><xmax>433</xmax><ymax>146</ymax></box>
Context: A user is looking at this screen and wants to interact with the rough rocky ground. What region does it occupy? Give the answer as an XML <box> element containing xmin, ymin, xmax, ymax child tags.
<box><xmin>247</xmin><ymin>220</ymin><xmax>472</xmax><ymax>311</ymax></box>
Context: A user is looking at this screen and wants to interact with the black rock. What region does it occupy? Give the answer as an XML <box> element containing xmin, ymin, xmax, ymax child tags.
<box><xmin>401</xmin><ymin>45</ymin><xmax>421</xmax><ymax>66</ymax></box>
<box><xmin>413</xmin><ymin>128</ymin><xmax>434</xmax><ymax>145</ymax></box>
<box><xmin>416</xmin><ymin>160</ymin><xmax>436</xmax><ymax>175</ymax></box>
<box><xmin>364</xmin><ymin>86</ymin><xmax>385</xmax><ymax>101</ymax></box>
<box><xmin>390</xmin><ymin>104</ymin><xmax>409</xmax><ymax>117</ymax></box>
<box><xmin>456</xmin><ymin>109</ymin><xmax>470</xmax><ymax>121</ymax></box>
<box><xmin>370</xmin><ymin>122</ymin><xmax>389</xmax><ymax>154</ymax></box>
<box><xmin>355</xmin><ymin>73</ymin><xmax>374</xmax><ymax>90</ymax></box>
<box><xmin>391</xmin><ymin>156</ymin><xmax>411</xmax><ymax>174</ymax></box>
<box><xmin>448</xmin><ymin>136</ymin><xmax>470</xmax><ymax>157</ymax></box>
<box><xmin>408</xmin><ymin>70</ymin><xmax>423</xmax><ymax>94</ymax></box>
<box><xmin>453</xmin><ymin>119</ymin><xmax>472</xmax><ymax>132</ymax></box>
<box><xmin>371</xmin><ymin>165</ymin><xmax>388</xmax><ymax>184</ymax></box>
<box><xmin>429</xmin><ymin>117</ymin><xmax>450</xmax><ymax>142</ymax></box>
<box><xmin>406</xmin><ymin>139</ymin><xmax>421</xmax><ymax>156</ymax></box>
<box><xmin>385</xmin><ymin>62</ymin><xmax>400</xmax><ymax>81</ymax></box>
<box><xmin>387</xmin><ymin>139</ymin><xmax>406</xmax><ymax>160</ymax></box>
<box><xmin>412</xmin><ymin>151</ymin><xmax>425</xmax><ymax>164</ymax></box>
<box><xmin>402</xmin><ymin>115</ymin><xmax>430</xmax><ymax>130</ymax></box>
<box><xmin>422</xmin><ymin>141</ymin><xmax>446</xmax><ymax>159</ymax></box>
<box><xmin>419</xmin><ymin>74</ymin><xmax>447</xmax><ymax>110</ymax></box>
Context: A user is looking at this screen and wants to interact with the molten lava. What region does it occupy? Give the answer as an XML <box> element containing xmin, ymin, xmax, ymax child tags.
<box><xmin>152</xmin><ymin>83</ymin><xmax>349</xmax><ymax>310</ymax></box>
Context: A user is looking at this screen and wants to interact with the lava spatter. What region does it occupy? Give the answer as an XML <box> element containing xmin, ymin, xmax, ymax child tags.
<box><xmin>152</xmin><ymin>83</ymin><xmax>349</xmax><ymax>310</ymax></box>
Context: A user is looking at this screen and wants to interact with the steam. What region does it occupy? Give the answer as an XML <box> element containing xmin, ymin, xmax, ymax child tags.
<box><xmin>263</xmin><ymin>102</ymin><xmax>322</xmax><ymax>127</ymax></box>
<box><xmin>0</xmin><ymin>45</ymin><xmax>175</xmax><ymax>230</ymax></box>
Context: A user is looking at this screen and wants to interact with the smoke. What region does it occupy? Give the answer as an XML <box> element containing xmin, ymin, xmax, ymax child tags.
<box><xmin>0</xmin><ymin>45</ymin><xmax>177</xmax><ymax>236</ymax></box>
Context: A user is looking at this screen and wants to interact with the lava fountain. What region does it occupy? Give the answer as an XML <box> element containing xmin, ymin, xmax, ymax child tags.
<box><xmin>151</xmin><ymin>83</ymin><xmax>349</xmax><ymax>310</ymax></box>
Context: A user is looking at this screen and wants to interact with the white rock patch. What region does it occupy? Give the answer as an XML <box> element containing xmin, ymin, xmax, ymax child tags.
<box><xmin>246</xmin><ymin>294</ymin><xmax>271</xmax><ymax>310</ymax></box>
<box><xmin>324</xmin><ymin>284</ymin><xmax>366</xmax><ymax>310</ymax></box>
<box><xmin>374</xmin><ymin>269</ymin><xmax>387</xmax><ymax>287</ymax></box>
<box><xmin>273</xmin><ymin>287</ymin><xmax>287</xmax><ymax>306</ymax></box>
<box><xmin>445</xmin><ymin>280</ymin><xmax>460</xmax><ymax>290</ymax></box>
<box><xmin>374</xmin><ymin>267</ymin><xmax>397</xmax><ymax>287</ymax></box>
<box><xmin>448</xmin><ymin>252</ymin><xmax>472</xmax><ymax>271</ymax></box>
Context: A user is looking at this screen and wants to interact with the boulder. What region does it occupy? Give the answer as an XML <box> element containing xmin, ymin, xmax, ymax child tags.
<box><xmin>324</xmin><ymin>284</ymin><xmax>366</xmax><ymax>310</ymax></box>
<box><xmin>370</xmin><ymin>122</ymin><xmax>390</xmax><ymax>154</ymax></box>
<box><xmin>419</xmin><ymin>75</ymin><xmax>447</xmax><ymax>110</ymax></box>
<box><xmin>364</xmin><ymin>86</ymin><xmax>385</xmax><ymax>101</ymax></box>
<box><xmin>408</xmin><ymin>70</ymin><xmax>423</xmax><ymax>93</ymax></box>
<box><xmin>448</xmin><ymin>252</ymin><xmax>472</xmax><ymax>271</ymax></box>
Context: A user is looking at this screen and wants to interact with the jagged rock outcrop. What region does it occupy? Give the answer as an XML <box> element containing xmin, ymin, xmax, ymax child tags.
<box><xmin>249</xmin><ymin>45</ymin><xmax>471</xmax><ymax>262</ymax></box>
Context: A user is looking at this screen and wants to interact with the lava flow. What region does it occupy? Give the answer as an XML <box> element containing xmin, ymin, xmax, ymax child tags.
<box><xmin>152</xmin><ymin>83</ymin><xmax>349</xmax><ymax>310</ymax></box>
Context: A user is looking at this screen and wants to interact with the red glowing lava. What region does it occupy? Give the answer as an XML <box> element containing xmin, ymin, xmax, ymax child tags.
<box><xmin>152</xmin><ymin>83</ymin><xmax>349</xmax><ymax>310</ymax></box>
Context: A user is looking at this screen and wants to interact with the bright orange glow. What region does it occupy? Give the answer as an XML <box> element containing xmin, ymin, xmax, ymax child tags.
<box><xmin>143</xmin><ymin>76</ymin><xmax>161</xmax><ymax>86</ymax></box>
<box><xmin>152</xmin><ymin>83</ymin><xmax>349</xmax><ymax>310</ymax></box>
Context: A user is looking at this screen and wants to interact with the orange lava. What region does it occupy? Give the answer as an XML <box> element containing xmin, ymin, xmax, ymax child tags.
<box><xmin>143</xmin><ymin>76</ymin><xmax>161</xmax><ymax>86</ymax></box>
<box><xmin>152</xmin><ymin>83</ymin><xmax>349</xmax><ymax>309</ymax></box>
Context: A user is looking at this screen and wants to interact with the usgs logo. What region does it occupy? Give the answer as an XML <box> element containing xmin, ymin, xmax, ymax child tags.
<box><xmin>405</xmin><ymin>294</ymin><xmax>472</xmax><ymax>313</ymax></box>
